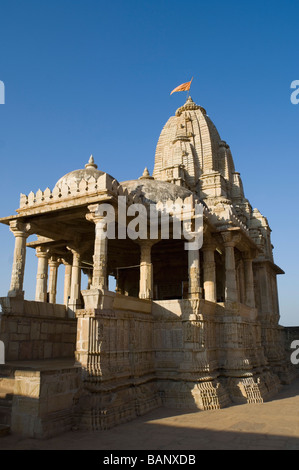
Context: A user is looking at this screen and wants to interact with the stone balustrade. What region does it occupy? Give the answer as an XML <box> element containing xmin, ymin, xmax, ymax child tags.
<box><xmin>19</xmin><ymin>174</ymin><xmax>119</xmax><ymax>209</ymax></box>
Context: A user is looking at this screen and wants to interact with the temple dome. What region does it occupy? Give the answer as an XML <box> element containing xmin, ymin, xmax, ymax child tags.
<box><xmin>120</xmin><ymin>168</ymin><xmax>197</xmax><ymax>205</ymax></box>
<box><xmin>55</xmin><ymin>155</ymin><xmax>116</xmax><ymax>188</ymax></box>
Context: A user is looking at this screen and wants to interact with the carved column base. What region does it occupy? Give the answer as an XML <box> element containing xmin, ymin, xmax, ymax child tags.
<box><xmin>81</xmin><ymin>288</ymin><xmax>115</xmax><ymax>310</ymax></box>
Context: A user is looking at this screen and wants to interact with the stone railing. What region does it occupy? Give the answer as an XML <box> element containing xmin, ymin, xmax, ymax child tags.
<box><xmin>19</xmin><ymin>174</ymin><xmax>119</xmax><ymax>209</ymax></box>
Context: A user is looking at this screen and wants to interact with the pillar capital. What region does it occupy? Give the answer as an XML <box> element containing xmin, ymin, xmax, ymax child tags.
<box><xmin>67</xmin><ymin>246</ymin><xmax>82</xmax><ymax>259</ymax></box>
<box><xmin>86</xmin><ymin>204</ymin><xmax>108</xmax><ymax>225</ymax></box>
<box><xmin>61</xmin><ymin>257</ymin><xmax>72</xmax><ymax>266</ymax></box>
<box><xmin>9</xmin><ymin>220</ymin><xmax>33</xmax><ymax>238</ymax></box>
<box><xmin>221</xmin><ymin>230</ymin><xmax>241</xmax><ymax>247</ymax></box>
<box><xmin>35</xmin><ymin>245</ymin><xmax>49</xmax><ymax>259</ymax></box>
<box><xmin>48</xmin><ymin>255</ymin><xmax>61</xmax><ymax>268</ymax></box>
<box><xmin>135</xmin><ymin>239</ymin><xmax>157</xmax><ymax>248</ymax></box>
<box><xmin>86</xmin><ymin>212</ymin><xmax>106</xmax><ymax>225</ymax></box>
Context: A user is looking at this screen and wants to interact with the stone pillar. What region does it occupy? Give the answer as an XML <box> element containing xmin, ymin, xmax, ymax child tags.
<box><xmin>62</xmin><ymin>260</ymin><xmax>72</xmax><ymax>306</ymax></box>
<box><xmin>8</xmin><ymin>220</ymin><xmax>32</xmax><ymax>299</ymax></box>
<box><xmin>35</xmin><ymin>246</ymin><xmax>49</xmax><ymax>302</ymax></box>
<box><xmin>139</xmin><ymin>241</ymin><xmax>154</xmax><ymax>299</ymax></box>
<box><xmin>222</xmin><ymin>231</ymin><xmax>240</xmax><ymax>305</ymax></box>
<box><xmin>48</xmin><ymin>256</ymin><xmax>60</xmax><ymax>304</ymax></box>
<box><xmin>188</xmin><ymin>248</ymin><xmax>201</xmax><ymax>298</ymax></box>
<box><xmin>86</xmin><ymin>271</ymin><xmax>92</xmax><ymax>290</ymax></box>
<box><xmin>81</xmin><ymin>205</ymin><xmax>111</xmax><ymax>310</ymax></box>
<box><xmin>68</xmin><ymin>248</ymin><xmax>82</xmax><ymax>314</ymax></box>
<box><xmin>243</xmin><ymin>251</ymin><xmax>256</xmax><ymax>308</ymax></box>
<box><xmin>202</xmin><ymin>242</ymin><xmax>216</xmax><ymax>302</ymax></box>
<box><xmin>91</xmin><ymin>216</ymin><xmax>108</xmax><ymax>291</ymax></box>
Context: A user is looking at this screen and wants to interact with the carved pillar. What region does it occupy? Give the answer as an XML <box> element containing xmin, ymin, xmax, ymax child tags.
<box><xmin>62</xmin><ymin>260</ymin><xmax>72</xmax><ymax>306</ymax></box>
<box><xmin>8</xmin><ymin>220</ymin><xmax>32</xmax><ymax>298</ymax></box>
<box><xmin>243</xmin><ymin>251</ymin><xmax>256</xmax><ymax>308</ymax></box>
<box><xmin>35</xmin><ymin>246</ymin><xmax>49</xmax><ymax>302</ymax></box>
<box><xmin>202</xmin><ymin>242</ymin><xmax>216</xmax><ymax>302</ymax></box>
<box><xmin>81</xmin><ymin>205</ymin><xmax>111</xmax><ymax>310</ymax></box>
<box><xmin>188</xmin><ymin>248</ymin><xmax>201</xmax><ymax>298</ymax></box>
<box><xmin>91</xmin><ymin>215</ymin><xmax>108</xmax><ymax>291</ymax></box>
<box><xmin>68</xmin><ymin>248</ymin><xmax>82</xmax><ymax>313</ymax></box>
<box><xmin>221</xmin><ymin>231</ymin><xmax>240</xmax><ymax>304</ymax></box>
<box><xmin>139</xmin><ymin>240</ymin><xmax>154</xmax><ymax>299</ymax></box>
<box><xmin>48</xmin><ymin>256</ymin><xmax>61</xmax><ymax>304</ymax></box>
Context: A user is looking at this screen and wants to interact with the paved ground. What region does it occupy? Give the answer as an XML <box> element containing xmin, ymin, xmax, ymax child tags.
<box><xmin>1</xmin><ymin>376</ymin><xmax>299</xmax><ymax>451</ymax></box>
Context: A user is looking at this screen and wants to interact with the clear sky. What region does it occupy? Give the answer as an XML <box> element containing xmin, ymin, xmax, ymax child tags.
<box><xmin>0</xmin><ymin>0</ymin><xmax>298</xmax><ymax>325</ymax></box>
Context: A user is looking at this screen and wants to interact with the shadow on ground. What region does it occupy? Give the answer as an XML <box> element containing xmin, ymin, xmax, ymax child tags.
<box><xmin>1</xmin><ymin>377</ymin><xmax>299</xmax><ymax>451</ymax></box>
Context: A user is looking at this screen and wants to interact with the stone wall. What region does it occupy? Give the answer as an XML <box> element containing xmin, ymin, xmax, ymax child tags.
<box><xmin>152</xmin><ymin>298</ymin><xmax>284</xmax><ymax>408</ymax></box>
<box><xmin>10</xmin><ymin>362</ymin><xmax>81</xmax><ymax>438</ymax></box>
<box><xmin>0</xmin><ymin>298</ymin><xmax>77</xmax><ymax>361</ymax></box>
<box><xmin>75</xmin><ymin>294</ymin><xmax>291</xmax><ymax>432</ymax></box>
<box><xmin>74</xmin><ymin>294</ymin><xmax>161</xmax><ymax>431</ymax></box>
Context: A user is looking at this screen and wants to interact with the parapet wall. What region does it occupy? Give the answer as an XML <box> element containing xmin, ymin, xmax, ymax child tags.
<box><xmin>0</xmin><ymin>298</ymin><xmax>77</xmax><ymax>361</ymax></box>
<box><xmin>19</xmin><ymin>173</ymin><xmax>119</xmax><ymax>210</ymax></box>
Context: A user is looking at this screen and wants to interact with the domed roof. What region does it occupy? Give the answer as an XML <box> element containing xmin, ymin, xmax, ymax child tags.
<box><xmin>55</xmin><ymin>155</ymin><xmax>116</xmax><ymax>188</ymax></box>
<box><xmin>121</xmin><ymin>168</ymin><xmax>197</xmax><ymax>205</ymax></box>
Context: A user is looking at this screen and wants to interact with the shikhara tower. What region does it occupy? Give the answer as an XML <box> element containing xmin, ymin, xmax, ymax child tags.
<box><xmin>0</xmin><ymin>96</ymin><xmax>296</xmax><ymax>438</ymax></box>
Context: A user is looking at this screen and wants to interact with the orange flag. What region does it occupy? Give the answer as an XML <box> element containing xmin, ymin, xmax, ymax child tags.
<box><xmin>170</xmin><ymin>78</ymin><xmax>193</xmax><ymax>95</ymax></box>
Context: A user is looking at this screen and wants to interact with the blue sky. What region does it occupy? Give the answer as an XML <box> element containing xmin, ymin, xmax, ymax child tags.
<box><xmin>0</xmin><ymin>0</ymin><xmax>298</xmax><ymax>325</ymax></box>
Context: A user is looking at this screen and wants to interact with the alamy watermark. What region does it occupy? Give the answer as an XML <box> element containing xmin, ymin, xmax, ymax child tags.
<box><xmin>0</xmin><ymin>80</ymin><xmax>4</xmax><ymax>104</ymax></box>
<box><xmin>94</xmin><ymin>196</ymin><xmax>204</xmax><ymax>251</ymax></box>
<box><xmin>290</xmin><ymin>80</ymin><xmax>299</xmax><ymax>104</ymax></box>
<box><xmin>290</xmin><ymin>340</ymin><xmax>299</xmax><ymax>365</ymax></box>
<box><xmin>0</xmin><ymin>341</ymin><xmax>4</xmax><ymax>364</ymax></box>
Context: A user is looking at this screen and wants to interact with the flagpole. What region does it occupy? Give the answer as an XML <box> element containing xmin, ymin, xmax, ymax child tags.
<box><xmin>186</xmin><ymin>77</ymin><xmax>193</xmax><ymax>99</ymax></box>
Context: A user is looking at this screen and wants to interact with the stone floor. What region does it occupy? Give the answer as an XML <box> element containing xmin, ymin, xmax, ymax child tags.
<box><xmin>1</xmin><ymin>376</ymin><xmax>299</xmax><ymax>451</ymax></box>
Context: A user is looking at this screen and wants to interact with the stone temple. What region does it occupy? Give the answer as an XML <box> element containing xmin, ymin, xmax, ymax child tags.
<box><xmin>0</xmin><ymin>96</ymin><xmax>296</xmax><ymax>438</ymax></box>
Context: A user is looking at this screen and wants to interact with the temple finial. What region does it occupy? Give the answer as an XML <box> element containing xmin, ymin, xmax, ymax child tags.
<box><xmin>139</xmin><ymin>167</ymin><xmax>154</xmax><ymax>180</ymax></box>
<box><xmin>85</xmin><ymin>155</ymin><xmax>98</xmax><ymax>169</ymax></box>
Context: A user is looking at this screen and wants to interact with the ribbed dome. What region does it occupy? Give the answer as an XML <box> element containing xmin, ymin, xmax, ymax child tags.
<box><xmin>153</xmin><ymin>96</ymin><xmax>236</xmax><ymax>195</ymax></box>
<box><xmin>55</xmin><ymin>155</ymin><xmax>115</xmax><ymax>188</ymax></box>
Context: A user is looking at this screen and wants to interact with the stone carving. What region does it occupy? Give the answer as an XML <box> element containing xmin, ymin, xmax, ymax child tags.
<box><xmin>19</xmin><ymin>174</ymin><xmax>119</xmax><ymax>209</ymax></box>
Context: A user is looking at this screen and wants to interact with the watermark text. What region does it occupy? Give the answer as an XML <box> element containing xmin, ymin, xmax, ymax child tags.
<box><xmin>0</xmin><ymin>340</ymin><xmax>4</xmax><ymax>364</ymax></box>
<box><xmin>0</xmin><ymin>80</ymin><xmax>4</xmax><ymax>104</ymax></box>
<box><xmin>290</xmin><ymin>80</ymin><xmax>299</xmax><ymax>104</ymax></box>
<box><xmin>94</xmin><ymin>196</ymin><xmax>203</xmax><ymax>251</ymax></box>
<box><xmin>290</xmin><ymin>340</ymin><xmax>299</xmax><ymax>365</ymax></box>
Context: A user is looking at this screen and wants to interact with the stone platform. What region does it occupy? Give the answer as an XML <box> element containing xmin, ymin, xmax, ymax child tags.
<box><xmin>0</xmin><ymin>359</ymin><xmax>80</xmax><ymax>439</ymax></box>
<box><xmin>0</xmin><ymin>375</ymin><xmax>298</xmax><ymax>450</ymax></box>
